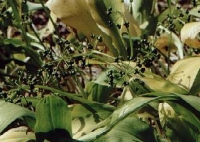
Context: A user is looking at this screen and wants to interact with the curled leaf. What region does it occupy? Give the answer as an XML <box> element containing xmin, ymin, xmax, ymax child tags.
<box><xmin>155</xmin><ymin>34</ymin><xmax>177</xmax><ymax>56</ymax></box>
<box><xmin>0</xmin><ymin>127</ymin><xmax>35</xmax><ymax>142</ymax></box>
<box><xmin>155</xmin><ymin>26</ymin><xmax>184</xmax><ymax>59</ymax></box>
<box><xmin>180</xmin><ymin>22</ymin><xmax>200</xmax><ymax>48</ymax></box>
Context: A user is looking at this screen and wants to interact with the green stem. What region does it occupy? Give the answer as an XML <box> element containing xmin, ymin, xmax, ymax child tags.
<box><xmin>167</xmin><ymin>0</ymin><xmax>172</xmax><ymax>75</ymax></box>
<box><xmin>8</xmin><ymin>0</ymin><xmax>30</xmax><ymax>46</ymax></box>
<box><xmin>127</xmin><ymin>28</ymin><xmax>134</xmax><ymax>58</ymax></box>
<box><xmin>72</xmin><ymin>75</ymin><xmax>87</xmax><ymax>99</ymax></box>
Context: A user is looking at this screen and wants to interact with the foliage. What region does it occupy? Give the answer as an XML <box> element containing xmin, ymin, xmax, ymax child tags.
<box><xmin>1</xmin><ymin>0</ymin><xmax>200</xmax><ymax>142</ymax></box>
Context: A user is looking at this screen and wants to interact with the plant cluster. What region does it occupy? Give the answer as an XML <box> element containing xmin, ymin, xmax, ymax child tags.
<box><xmin>0</xmin><ymin>0</ymin><xmax>200</xmax><ymax>142</ymax></box>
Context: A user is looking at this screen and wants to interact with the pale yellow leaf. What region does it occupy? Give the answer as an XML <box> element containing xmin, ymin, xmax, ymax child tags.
<box><xmin>0</xmin><ymin>127</ymin><xmax>35</xmax><ymax>142</ymax></box>
<box><xmin>167</xmin><ymin>57</ymin><xmax>200</xmax><ymax>90</ymax></box>
<box><xmin>159</xmin><ymin>102</ymin><xmax>175</xmax><ymax>126</ymax></box>
<box><xmin>45</xmin><ymin>0</ymin><xmax>101</xmax><ymax>37</ymax></box>
<box><xmin>180</xmin><ymin>22</ymin><xmax>200</xmax><ymax>48</ymax></box>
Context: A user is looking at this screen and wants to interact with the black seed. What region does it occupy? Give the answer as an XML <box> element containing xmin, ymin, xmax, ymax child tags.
<box><xmin>185</xmin><ymin>9</ymin><xmax>189</xmax><ymax>14</ymax></box>
<box><xmin>124</xmin><ymin>21</ymin><xmax>129</xmax><ymax>28</ymax></box>
<box><xmin>116</xmin><ymin>24</ymin><xmax>121</xmax><ymax>29</ymax></box>
<box><xmin>120</xmin><ymin>71</ymin><xmax>125</xmax><ymax>76</ymax></box>
<box><xmin>114</xmin><ymin>57</ymin><xmax>119</xmax><ymax>62</ymax></box>
<box><xmin>140</xmin><ymin>68</ymin><xmax>145</xmax><ymax>73</ymax></box>
<box><xmin>106</xmin><ymin>7</ymin><xmax>112</xmax><ymax>15</ymax></box>
<box><xmin>134</xmin><ymin>68</ymin><xmax>139</xmax><ymax>74</ymax></box>
<box><xmin>129</xmin><ymin>56</ymin><xmax>134</xmax><ymax>60</ymax></box>
<box><xmin>139</xmin><ymin>81</ymin><xmax>145</xmax><ymax>86</ymax></box>
<box><xmin>123</xmin><ymin>81</ymin><xmax>129</xmax><ymax>86</ymax></box>
<box><xmin>108</xmin><ymin>70</ymin><xmax>113</xmax><ymax>75</ymax></box>
<box><xmin>144</xmin><ymin>60</ymin><xmax>152</xmax><ymax>67</ymax></box>
<box><xmin>137</xmin><ymin>63</ymin><xmax>142</xmax><ymax>68</ymax></box>
<box><xmin>0</xmin><ymin>92</ymin><xmax>7</xmax><ymax>98</ymax></box>
<box><xmin>179</xmin><ymin>13</ymin><xmax>184</xmax><ymax>17</ymax></box>
<box><xmin>152</xmin><ymin>49</ymin><xmax>158</xmax><ymax>54</ymax></box>
<box><xmin>29</xmin><ymin>83</ymin><xmax>35</xmax><ymax>91</ymax></box>
<box><xmin>90</xmin><ymin>34</ymin><xmax>95</xmax><ymax>39</ymax></box>
<box><xmin>28</xmin><ymin>102</ymin><xmax>32</xmax><ymax>106</ymax></box>
<box><xmin>97</xmin><ymin>36</ymin><xmax>103</xmax><ymax>42</ymax></box>
<box><xmin>108</xmin><ymin>21</ymin><xmax>113</xmax><ymax>27</ymax></box>
<box><xmin>87</xmin><ymin>43</ymin><xmax>93</xmax><ymax>49</ymax></box>
<box><xmin>134</xmin><ymin>78</ymin><xmax>140</xmax><ymax>82</ymax></box>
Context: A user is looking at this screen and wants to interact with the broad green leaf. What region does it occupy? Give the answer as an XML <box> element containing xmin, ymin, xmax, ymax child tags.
<box><xmin>34</xmin><ymin>95</ymin><xmax>72</xmax><ymax>134</ymax></box>
<box><xmin>109</xmin><ymin>96</ymin><xmax>170</xmax><ymax>124</ymax></box>
<box><xmin>190</xmin><ymin>69</ymin><xmax>200</xmax><ymax>95</ymax></box>
<box><xmin>109</xmin><ymin>93</ymin><xmax>200</xmax><ymax>130</ymax></box>
<box><xmin>34</xmin><ymin>96</ymin><xmax>74</xmax><ymax>142</ymax></box>
<box><xmin>180</xmin><ymin>22</ymin><xmax>200</xmax><ymax>48</ymax></box>
<box><xmin>2</xmin><ymin>38</ymin><xmax>42</xmax><ymax>68</ymax></box>
<box><xmin>125</xmin><ymin>0</ymin><xmax>156</xmax><ymax>34</ymax></box>
<box><xmin>85</xmin><ymin>81</ymin><xmax>112</xmax><ymax>103</ymax></box>
<box><xmin>130</xmin><ymin>0</ymin><xmax>153</xmax><ymax>25</ymax></box>
<box><xmin>72</xmin><ymin>114</ymin><xmax>108</xmax><ymax>139</ymax></box>
<box><xmin>166</xmin><ymin>117</ymin><xmax>199</xmax><ymax>142</ymax></box>
<box><xmin>158</xmin><ymin>6</ymin><xmax>178</xmax><ymax>22</ymax></box>
<box><xmin>176</xmin><ymin>94</ymin><xmax>200</xmax><ymax>113</ymax></box>
<box><xmin>167</xmin><ymin>57</ymin><xmax>200</xmax><ymax>91</ymax></box>
<box><xmin>159</xmin><ymin>101</ymin><xmax>200</xmax><ymax>137</ymax></box>
<box><xmin>35</xmin><ymin>85</ymin><xmax>115</xmax><ymax>112</ymax></box>
<box><xmin>0</xmin><ymin>126</ymin><xmax>36</xmax><ymax>142</ymax></box>
<box><xmin>79</xmin><ymin>95</ymin><xmax>177</xmax><ymax>141</ymax></box>
<box><xmin>95</xmin><ymin>117</ymin><xmax>156</xmax><ymax>142</ymax></box>
<box><xmin>0</xmin><ymin>100</ymin><xmax>35</xmax><ymax>134</ymax></box>
<box><xmin>86</xmin><ymin>0</ymin><xmax>127</xmax><ymax>57</ymax></box>
<box><xmin>71</xmin><ymin>103</ymin><xmax>112</xmax><ymax>139</ymax></box>
<box><xmin>143</xmin><ymin>92</ymin><xmax>200</xmax><ymax>115</ymax></box>
<box><xmin>168</xmin><ymin>102</ymin><xmax>200</xmax><ymax>130</ymax></box>
<box><xmin>140</xmin><ymin>71</ymin><xmax>188</xmax><ymax>94</ymax></box>
<box><xmin>129</xmin><ymin>78</ymin><xmax>151</xmax><ymax>95</ymax></box>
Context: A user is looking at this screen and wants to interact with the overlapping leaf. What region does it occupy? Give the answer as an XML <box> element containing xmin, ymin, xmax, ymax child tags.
<box><xmin>0</xmin><ymin>100</ymin><xmax>35</xmax><ymax>134</ymax></box>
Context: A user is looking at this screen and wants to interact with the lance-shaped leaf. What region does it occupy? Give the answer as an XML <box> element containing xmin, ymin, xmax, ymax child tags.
<box><xmin>0</xmin><ymin>100</ymin><xmax>35</xmax><ymax>134</ymax></box>
<box><xmin>86</xmin><ymin>0</ymin><xmax>129</xmax><ymax>57</ymax></box>
<box><xmin>85</xmin><ymin>81</ymin><xmax>112</xmax><ymax>103</ymax></box>
<box><xmin>95</xmin><ymin>117</ymin><xmax>156</xmax><ymax>142</ymax></box>
<box><xmin>72</xmin><ymin>104</ymin><xmax>112</xmax><ymax>139</ymax></box>
<box><xmin>34</xmin><ymin>95</ymin><xmax>72</xmax><ymax>142</ymax></box>
<box><xmin>190</xmin><ymin>69</ymin><xmax>200</xmax><ymax>95</ymax></box>
<box><xmin>180</xmin><ymin>22</ymin><xmax>200</xmax><ymax>48</ymax></box>
<box><xmin>159</xmin><ymin>102</ymin><xmax>200</xmax><ymax>142</ymax></box>
<box><xmin>0</xmin><ymin>126</ymin><xmax>35</xmax><ymax>142</ymax></box>
<box><xmin>139</xmin><ymin>71</ymin><xmax>188</xmax><ymax>94</ymax></box>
